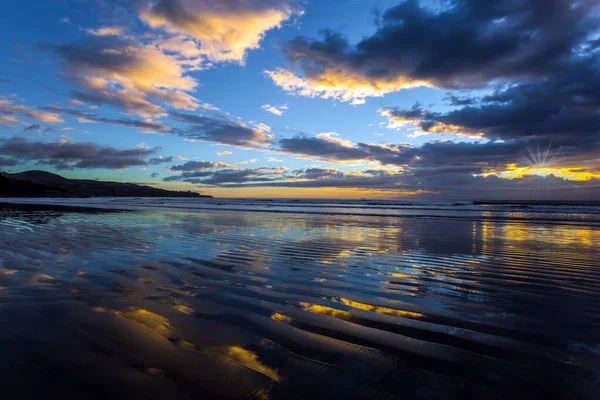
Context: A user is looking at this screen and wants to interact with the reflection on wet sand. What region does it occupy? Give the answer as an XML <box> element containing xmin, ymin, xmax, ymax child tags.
<box><xmin>0</xmin><ymin>206</ymin><xmax>599</xmax><ymax>399</ymax></box>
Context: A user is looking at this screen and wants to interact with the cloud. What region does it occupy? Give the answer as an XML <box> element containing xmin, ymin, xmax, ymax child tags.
<box><xmin>277</xmin><ymin>131</ymin><xmax>600</xmax><ymax>182</ymax></box>
<box><xmin>41</xmin><ymin>106</ymin><xmax>173</xmax><ymax>133</ymax></box>
<box><xmin>148</xmin><ymin>155</ymin><xmax>188</xmax><ymax>165</ymax></box>
<box><xmin>265</xmin><ymin>67</ymin><xmax>427</xmax><ymax>105</ymax></box>
<box><xmin>1</xmin><ymin>96</ymin><xmax>63</xmax><ymax>124</ymax></box>
<box><xmin>170</xmin><ymin>111</ymin><xmax>275</xmax><ymax>147</ymax></box>
<box><xmin>24</xmin><ymin>124</ymin><xmax>41</xmax><ymax>132</ymax></box>
<box><xmin>207</xmin><ymin>165</ymin><xmax>600</xmax><ymax>200</ymax></box>
<box><xmin>269</xmin><ymin>0</ymin><xmax>600</xmax><ymax>103</ymax></box>
<box><xmin>24</xmin><ymin>110</ymin><xmax>64</xmax><ymax>123</ymax></box>
<box><xmin>137</xmin><ymin>0</ymin><xmax>299</xmax><ymax>63</ymax></box>
<box><xmin>279</xmin><ymin>132</ymin><xmax>388</xmax><ymax>163</ymax></box>
<box><xmin>165</xmin><ymin>166</ymin><xmax>287</xmax><ymax>185</ymax></box>
<box><xmin>0</xmin><ymin>116</ymin><xmax>19</xmax><ymax>124</ymax></box>
<box><xmin>253</xmin><ymin>122</ymin><xmax>271</xmax><ymax>132</ymax></box>
<box><xmin>262</xmin><ymin>104</ymin><xmax>289</xmax><ymax>116</ymax></box>
<box><xmin>41</xmin><ymin>106</ymin><xmax>276</xmax><ymax>147</ymax></box>
<box><xmin>85</xmin><ymin>26</ymin><xmax>125</xmax><ymax>36</ymax></box>
<box><xmin>169</xmin><ymin>160</ymin><xmax>233</xmax><ymax>171</ymax></box>
<box><xmin>379</xmin><ymin>56</ymin><xmax>600</xmax><ymax>145</ymax></box>
<box><xmin>41</xmin><ymin>35</ymin><xmax>199</xmax><ymax>117</ymax></box>
<box><xmin>217</xmin><ymin>151</ymin><xmax>232</xmax><ymax>156</ymax></box>
<box><xmin>0</xmin><ymin>157</ymin><xmax>19</xmax><ymax>167</ymax></box>
<box><xmin>0</xmin><ymin>136</ymin><xmax>158</xmax><ymax>170</ymax></box>
<box><xmin>379</xmin><ymin>103</ymin><xmax>482</xmax><ymax>139</ymax></box>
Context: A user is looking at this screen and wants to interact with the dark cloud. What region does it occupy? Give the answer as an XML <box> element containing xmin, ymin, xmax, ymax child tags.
<box><xmin>40</xmin><ymin>107</ymin><xmax>273</xmax><ymax>148</ymax></box>
<box><xmin>278</xmin><ymin>132</ymin><xmax>600</xmax><ymax>180</ymax></box>
<box><xmin>169</xmin><ymin>160</ymin><xmax>232</xmax><ymax>171</ymax></box>
<box><xmin>279</xmin><ymin>134</ymin><xmax>416</xmax><ymax>165</ymax></box>
<box><xmin>165</xmin><ymin>166</ymin><xmax>287</xmax><ymax>185</ymax></box>
<box><xmin>190</xmin><ymin>165</ymin><xmax>600</xmax><ymax>201</ymax></box>
<box><xmin>444</xmin><ymin>94</ymin><xmax>477</xmax><ymax>107</ymax></box>
<box><xmin>279</xmin><ymin>0</ymin><xmax>599</xmax><ymax>89</ymax></box>
<box><xmin>24</xmin><ymin>124</ymin><xmax>41</xmax><ymax>132</ymax></box>
<box><xmin>163</xmin><ymin>171</ymin><xmax>214</xmax><ymax>182</ymax></box>
<box><xmin>0</xmin><ymin>136</ymin><xmax>158</xmax><ymax>170</ymax></box>
<box><xmin>41</xmin><ymin>106</ymin><xmax>173</xmax><ymax>133</ymax></box>
<box><xmin>169</xmin><ymin>111</ymin><xmax>274</xmax><ymax>147</ymax></box>
<box><xmin>279</xmin><ymin>135</ymin><xmax>368</xmax><ymax>160</ymax></box>
<box><xmin>0</xmin><ymin>157</ymin><xmax>19</xmax><ymax>167</ymax></box>
<box><xmin>382</xmin><ymin>58</ymin><xmax>600</xmax><ymax>144</ymax></box>
<box><xmin>151</xmin><ymin>172</ymin><xmax>160</xmax><ymax>178</ymax></box>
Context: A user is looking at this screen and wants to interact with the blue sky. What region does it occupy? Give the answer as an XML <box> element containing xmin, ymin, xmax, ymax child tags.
<box><xmin>1</xmin><ymin>0</ymin><xmax>600</xmax><ymax>199</ymax></box>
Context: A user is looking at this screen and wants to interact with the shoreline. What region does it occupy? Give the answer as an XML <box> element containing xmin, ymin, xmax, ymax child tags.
<box><xmin>1</xmin><ymin>197</ymin><xmax>599</xmax><ymax>227</ymax></box>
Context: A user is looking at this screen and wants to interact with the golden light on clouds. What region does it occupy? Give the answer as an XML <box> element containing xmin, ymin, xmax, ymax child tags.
<box><xmin>138</xmin><ymin>0</ymin><xmax>298</xmax><ymax>64</ymax></box>
<box><xmin>24</xmin><ymin>111</ymin><xmax>64</xmax><ymax>123</ymax></box>
<box><xmin>265</xmin><ymin>68</ymin><xmax>430</xmax><ymax>104</ymax></box>
<box><xmin>61</xmin><ymin>41</ymin><xmax>200</xmax><ymax>117</ymax></box>
<box><xmin>480</xmin><ymin>163</ymin><xmax>600</xmax><ymax>181</ymax></box>
<box><xmin>379</xmin><ymin>108</ymin><xmax>483</xmax><ymax>138</ymax></box>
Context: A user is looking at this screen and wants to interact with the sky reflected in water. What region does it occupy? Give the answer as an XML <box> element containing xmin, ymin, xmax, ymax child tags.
<box><xmin>0</xmin><ymin>207</ymin><xmax>599</xmax><ymax>399</ymax></box>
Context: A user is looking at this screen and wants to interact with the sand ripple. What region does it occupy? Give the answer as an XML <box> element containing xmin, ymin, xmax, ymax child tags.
<box><xmin>0</xmin><ymin>206</ymin><xmax>599</xmax><ymax>399</ymax></box>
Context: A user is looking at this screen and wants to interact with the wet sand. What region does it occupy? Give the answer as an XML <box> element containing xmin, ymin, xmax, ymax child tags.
<box><xmin>0</xmin><ymin>204</ymin><xmax>599</xmax><ymax>399</ymax></box>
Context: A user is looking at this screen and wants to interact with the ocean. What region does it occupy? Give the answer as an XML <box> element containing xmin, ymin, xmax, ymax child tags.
<box><xmin>0</xmin><ymin>198</ymin><xmax>598</xmax><ymax>399</ymax></box>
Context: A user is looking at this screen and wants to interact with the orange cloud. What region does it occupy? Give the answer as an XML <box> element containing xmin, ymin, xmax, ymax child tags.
<box><xmin>25</xmin><ymin>111</ymin><xmax>64</xmax><ymax>123</ymax></box>
<box><xmin>0</xmin><ymin>116</ymin><xmax>18</xmax><ymax>124</ymax></box>
<box><xmin>45</xmin><ymin>32</ymin><xmax>203</xmax><ymax>117</ymax></box>
<box><xmin>138</xmin><ymin>0</ymin><xmax>299</xmax><ymax>64</ymax></box>
<box><xmin>483</xmin><ymin>164</ymin><xmax>600</xmax><ymax>181</ymax></box>
<box><xmin>379</xmin><ymin>108</ymin><xmax>483</xmax><ymax>139</ymax></box>
<box><xmin>265</xmin><ymin>68</ymin><xmax>429</xmax><ymax>104</ymax></box>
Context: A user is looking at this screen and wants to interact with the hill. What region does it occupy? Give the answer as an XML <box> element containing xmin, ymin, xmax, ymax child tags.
<box><xmin>0</xmin><ymin>170</ymin><xmax>211</xmax><ymax>198</ymax></box>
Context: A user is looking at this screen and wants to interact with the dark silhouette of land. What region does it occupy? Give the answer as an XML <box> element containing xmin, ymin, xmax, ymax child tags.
<box><xmin>0</xmin><ymin>170</ymin><xmax>210</xmax><ymax>198</ymax></box>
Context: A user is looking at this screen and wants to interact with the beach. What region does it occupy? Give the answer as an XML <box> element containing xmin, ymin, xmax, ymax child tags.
<box><xmin>0</xmin><ymin>199</ymin><xmax>598</xmax><ymax>399</ymax></box>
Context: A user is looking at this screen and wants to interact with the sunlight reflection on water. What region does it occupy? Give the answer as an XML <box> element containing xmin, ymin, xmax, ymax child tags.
<box><xmin>0</xmin><ymin>207</ymin><xmax>599</xmax><ymax>399</ymax></box>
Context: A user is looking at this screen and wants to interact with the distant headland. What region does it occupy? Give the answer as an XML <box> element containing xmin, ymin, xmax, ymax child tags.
<box><xmin>0</xmin><ymin>170</ymin><xmax>211</xmax><ymax>198</ymax></box>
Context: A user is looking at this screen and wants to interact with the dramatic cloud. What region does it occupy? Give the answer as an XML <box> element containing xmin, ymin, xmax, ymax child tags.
<box><xmin>379</xmin><ymin>103</ymin><xmax>483</xmax><ymax>139</ymax></box>
<box><xmin>170</xmin><ymin>111</ymin><xmax>275</xmax><ymax>147</ymax></box>
<box><xmin>278</xmin><ymin>131</ymin><xmax>600</xmax><ymax>182</ymax></box>
<box><xmin>42</xmin><ymin>36</ymin><xmax>199</xmax><ymax>117</ymax></box>
<box><xmin>265</xmin><ymin>67</ymin><xmax>427</xmax><ymax>105</ymax></box>
<box><xmin>137</xmin><ymin>0</ymin><xmax>299</xmax><ymax>63</ymax></box>
<box><xmin>262</xmin><ymin>104</ymin><xmax>289</xmax><ymax>116</ymax></box>
<box><xmin>279</xmin><ymin>132</ymin><xmax>414</xmax><ymax>165</ymax></box>
<box><xmin>379</xmin><ymin>58</ymin><xmax>600</xmax><ymax>146</ymax></box>
<box><xmin>269</xmin><ymin>0</ymin><xmax>600</xmax><ymax>103</ymax></box>
<box><xmin>0</xmin><ymin>136</ymin><xmax>158</xmax><ymax>170</ymax></box>
<box><xmin>165</xmin><ymin>166</ymin><xmax>287</xmax><ymax>185</ymax></box>
<box><xmin>212</xmin><ymin>166</ymin><xmax>600</xmax><ymax>200</ymax></box>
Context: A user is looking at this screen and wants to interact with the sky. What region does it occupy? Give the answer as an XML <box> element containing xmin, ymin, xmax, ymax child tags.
<box><xmin>1</xmin><ymin>0</ymin><xmax>600</xmax><ymax>200</ymax></box>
